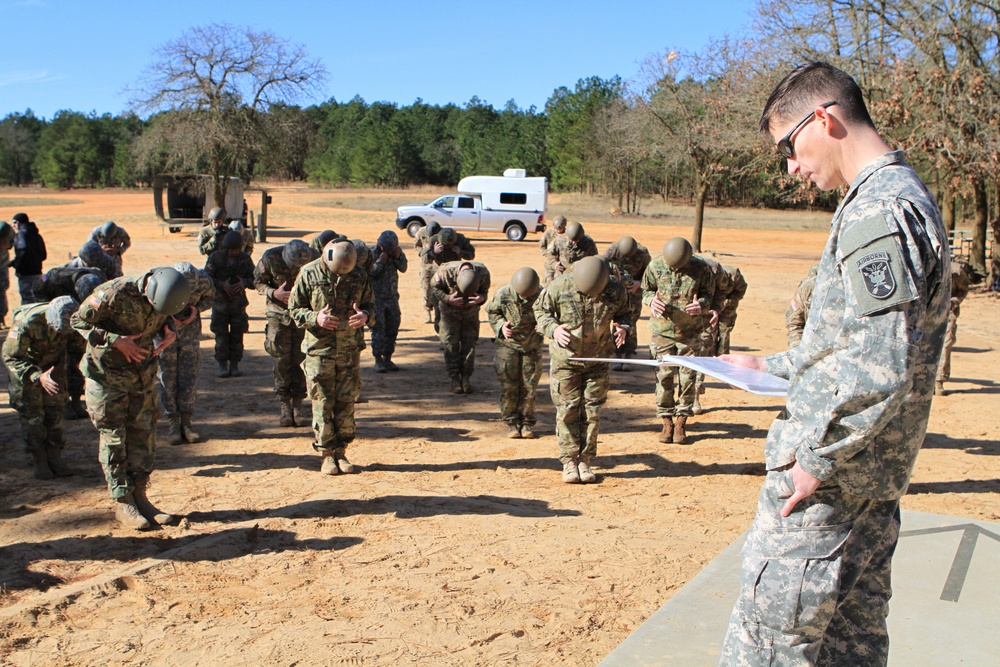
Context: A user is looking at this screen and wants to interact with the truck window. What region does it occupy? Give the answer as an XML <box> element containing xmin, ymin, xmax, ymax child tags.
<box><xmin>436</xmin><ymin>196</ymin><xmax>456</xmax><ymax>208</ymax></box>
<box><xmin>500</xmin><ymin>192</ymin><xmax>527</xmax><ymax>205</ymax></box>
<box><xmin>457</xmin><ymin>197</ymin><xmax>476</xmax><ymax>209</ymax></box>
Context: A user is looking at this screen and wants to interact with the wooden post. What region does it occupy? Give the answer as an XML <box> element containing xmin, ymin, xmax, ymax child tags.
<box><xmin>258</xmin><ymin>190</ymin><xmax>269</xmax><ymax>242</ymax></box>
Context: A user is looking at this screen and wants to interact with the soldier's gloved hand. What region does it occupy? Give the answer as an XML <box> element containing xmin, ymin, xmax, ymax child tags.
<box><xmin>553</xmin><ymin>325</ymin><xmax>572</xmax><ymax>348</ymax></box>
<box><xmin>113</xmin><ymin>334</ymin><xmax>148</xmax><ymax>362</ymax></box>
<box><xmin>650</xmin><ymin>295</ymin><xmax>666</xmax><ymax>317</ymax></box>
<box><xmin>684</xmin><ymin>293</ymin><xmax>702</xmax><ymax>315</ymax></box>
<box><xmin>153</xmin><ymin>327</ymin><xmax>177</xmax><ymax>356</ymax></box>
<box><xmin>613</xmin><ymin>325</ymin><xmax>627</xmax><ymax>348</ymax></box>
<box><xmin>501</xmin><ymin>322</ymin><xmax>513</xmax><ymax>339</ymax></box>
<box><xmin>273</xmin><ymin>283</ymin><xmax>291</xmax><ymax>304</ymax></box>
<box><xmin>709</xmin><ymin>310</ymin><xmax>720</xmax><ymax>328</ymax></box>
<box><xmin>348</xmin><ymin>303</ymin><xmax>368</xmax><ymax>329</ymax></box>
<box><xmin>317</xmin><ymin>306</ymin><xmax>340</xmax><ymax>330</ymax></box>
<box><xmin>39</xmin><ymin>368</ymin><xmax>61</xmax><ymax>395</ymax></box>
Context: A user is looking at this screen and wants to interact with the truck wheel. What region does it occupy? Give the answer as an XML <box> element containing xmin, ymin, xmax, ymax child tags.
<box><xmin>505</xmin><ymin>222</ymin><xmax>527</xmax><ymax>242</ymax></box>
<box><xmin>406</xmin><ymin>219</ymin><xmax>424</xmax><ymax>238</ymax></box>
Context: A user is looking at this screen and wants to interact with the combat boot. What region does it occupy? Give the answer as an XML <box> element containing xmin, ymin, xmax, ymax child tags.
<box><xmin>133</xmin><ymin>476</ymin><xmax>178</xmax><ymax>526</ymax></box>
<box><xmin>520</xmin><ymin>425</ymin><xmax>536</xmax><ymax>439</ymax></box>
<box><xmin>384</xmin><ymin>355</ymin><xmax>399</xmax><ymax>372</ymax></box>
<box><xmin>658</xmin><ymin>417</ymin><xmax>673</xmax><ymax>444</ymax></box>
<box><xmin>166</xmin><ymin>419</ymin><xmax>183</xmax><ymax>445</ymax></box>
<box><xmin>577</xmin><ymin>456</ymin><xmax>597</xmax><ymax>483</ymax></box>
<box><xmin>279</xmin><ymin>400</ymin><xmax>294</xmax><ymax>427</ymax></box>
<box><xmin>229</xmin><ymin>361</ymin><xmax>243</xmax><ymax>377</ymax></box>
<box><xmin>374</xmin><ymin>355</ymin><xmax>387</xmax><ymax>373</ymax></box>
<box><xmin>115</xmin><ymin>494</ymin><xmax>151</xmax><ymax>531</ymax></box>
<box><xmin>293</xmin><ymin>397</ymin><xmax>308</xmax><ymax>424</ymax></box>
<box><xmin>320</xmin><ymin>454</ymin><xmax>339</xmax><ymax>475</ymax></box>
<box><xmin>217</xmin><ymin>361</ymin><xmax>230</xmax><ymax>378</ymax></box>
<box><xmin>30</xmin><ymin>447</ymin><xmax>55</xmax><ymax>480</ymax></box>
<box><xmin>180</xmin><ymin>413</ymin><xmax>201</xmax><ymax>443</ymax></box>
<box><xmin>461</xmin><ymin>377</ymin><xmax>474</xmax><ymax>394</ymax></box>
<box><xmin>506</xmin><ymin>424</ymin><xmax>522</xmax><ymax>439</ymax></box>
<box><xmin>561</xmin><ymin>459</ymin><xmax>580</xmax><ymax>484</ymax></box>
<box><xmin>334</xmin><ymin>449</ymin><xmax>356</xmax><ymax>474</ymax></box>
<box><xmin>673</xmin><ymin>416</ymin><xmax>688</xmax><ymax>445</ymax></box>
<box><xmin>450</xmin><ymin>378</ymin><xmax>464</xmax><ymax>394</ymax></box>
<box><xmin>46</xmin><ymin>446</ymin><xmax>74</xmax><ymax>477</ymax></box>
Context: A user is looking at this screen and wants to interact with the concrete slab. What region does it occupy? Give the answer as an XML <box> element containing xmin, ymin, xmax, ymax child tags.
<box><xmin>598</xmin><ymin>510</ymin><xmax>1000</xmax><ymax>667</ymax></box>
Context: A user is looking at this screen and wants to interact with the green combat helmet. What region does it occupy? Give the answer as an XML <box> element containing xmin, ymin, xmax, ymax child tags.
<box><xmin>662</xmin><ymin>237</ymin><xmax>692</xmax><ymax>269</ymax></box>
<box><xmin>566</xmin><ymin>221</ymin><xmax>585</xmax><ymax>242</ymax></box>
<box><xmin>208</xmin><ymin>207</ymin><xmax>226</xmax><ymax>222</ymax></box>
<box><xmin>438</xmin><ymin>228</ymin><xmax>457</xmax><ymax>246</ymax></box>
<box><xmin>456</xmin><ymin>264</ymin><xmax>481</xmax><ymax>297</ymax></box>
<box><xmin>310</xmin><ymin>229</ymin><xmax>344</xmax><ymax>252</ymax></box>
<box><xmin>511</xmin><ymin>267</ymin><xmax>540</xmax><ymax>299</ymax></box>
<box><xmin>425</xmin><ymin>221</ymin><xmax>442</xmax><ymax>238</ymax></box>
<box><xmin>618</xmin><ymin>236</ymin><xmax>638</xmax><ymax>258</ymax></box>
<box><xmin>573</xmin><ymin>256</ymin><xmax>609</xmax><ymax>297</ymax></box>
<box><xmin>145</xmin><ymin>267</ymin><xmax>191</xmax><ymax>316</ymax></box>
<box><xmin>99</xmin><ymin>220</ymin><xmax>118</xmax><ymax>238</ymax></box>
<box><xmin>46</xmin><ymin>296</ymin><xmax>79</xmax><ymax>333</ymax></box>
<box><xmin>222</xmin><ymin>230</ymin><xmax>244</xmax><ymax>250</ymax></box>
<box><xmin>552</xmin><ymin>215</ymin><xmax>567</xmax><ymax>230</ymax></box>
<box><xmin>283</xmin><ymin>239</ymin><xmax>319</xmax><ymax>271</ymax></box>
<box><xmin>323</xmin><ymin>240</ymin><xmax>357</xmax><ymax>275</ymax></box>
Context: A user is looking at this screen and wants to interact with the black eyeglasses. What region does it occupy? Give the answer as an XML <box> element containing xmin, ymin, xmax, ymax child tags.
<box><xmin>776</xmin><ymin>101</ymin><xmax>836</xmax><ymax>159</ymax></box>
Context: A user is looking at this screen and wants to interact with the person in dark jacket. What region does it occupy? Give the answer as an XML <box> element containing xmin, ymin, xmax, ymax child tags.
<box><xmin>11</xmin><ymin>212</ymin><xmax>46</xmax><ymax>304</ymax></box>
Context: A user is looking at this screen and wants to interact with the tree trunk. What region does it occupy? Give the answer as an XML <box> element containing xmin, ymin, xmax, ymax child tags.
<box><xmin>941</xmin><ymin>183</ymin><xmax>955</xmax><ymax>232</ymax></box>
<box><xmin>990</xmin><ymin>216</ymin><xmax>1000</xmax><ymax>291</ymax></box>
<box><xmin>692</xmin><ymin>179</ymin><xmax>708</xmax><ymax>253</ymax></box>
<box><xmin>970</xmin><ymin>178</ymin><xmax>988</xmax><ymax>278</ymax></box>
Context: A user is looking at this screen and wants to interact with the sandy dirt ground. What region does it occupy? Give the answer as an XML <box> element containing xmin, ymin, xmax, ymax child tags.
<box><xmin>1</xmin><ymin>186</ymin><xmax>998</xmax><ymax>666</ymax></box>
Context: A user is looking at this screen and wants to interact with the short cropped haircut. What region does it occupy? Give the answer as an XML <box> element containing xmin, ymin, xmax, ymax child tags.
<box><xmin>759</xmin><ymin>62</ymin><xmax>875</xmax><ymax>135</ymax></box>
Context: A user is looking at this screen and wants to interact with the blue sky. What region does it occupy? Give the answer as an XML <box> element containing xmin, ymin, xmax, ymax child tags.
<box><xmin>2</xmin><ymin>0</ymin><xmax>756</xmax><ymax>119</ymax></box>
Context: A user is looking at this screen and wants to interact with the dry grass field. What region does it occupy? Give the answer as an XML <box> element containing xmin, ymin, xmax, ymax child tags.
<box><xmin>1</xmin><ymin>185</ymin><xmax>998</xmax><ymax>665</ymax></box>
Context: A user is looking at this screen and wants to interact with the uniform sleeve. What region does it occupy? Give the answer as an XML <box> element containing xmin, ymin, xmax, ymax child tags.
<box><xmin>193</xmin><ymin>272</ymin><xmax>216</xmax><ymax>312</ymax></box>
<box><xmin>641</xmin><ymin>265</ymin><xmax>658</xmax><ymax>306</ymax></box>
<box><xmin>459</xmin><ymin>237</ymin><xmax>476</xmax><ymax>260</ymax></box>
<box><xmin>239</xmin><ymin>255</ymin><xmax>256</xmax><ymax>286</ymax></box>
<box><xmin>357</xmin><ymin>275</ymin><xmax>376</xmax><ymax>328</ymax></box>
<box><xmin>198</xmin><ymin>228</ymin><xmax>215</xmax><ymax>256</ymax></box>
<box><xmin>253</xmin><ymin>258</ymin><xmax>275</xmax><ymax>299</ymax></box>
<box><xmin>485</xmin><ymin>290</ymin><xmax>506</xmax><ymax>336</ymax></box>
<box><xmin>533</xmin><ymin>287</ymin><xmax>560</xmax><ymax>338</ymax></box>
<box><xmin>431</xmin><ymin>267</ymin><xmax>450</xmax><ymax>303</ymax></box>
<box><xmin>395</xmin><ymin>251</ymin><xmax>408</xmax><ymax>273</ymax></box>
<box><xmin>3</xmin><ymin>325</ymin><xmax>43</xmax><ymax>383</ymax></box>
<box><xmin>288</xmin><ymin>272</ymin><xmax>317</xmax><ymax>328</ymax></box>
<box><xmin>120</xmin><ymin>229</ymin><xmax>132</xmax><ymax>253</ymax></box>
<box><xmin>71</xmin><ymin>289</ymin><xmax>119</xmax><ymax>347</ymax></box>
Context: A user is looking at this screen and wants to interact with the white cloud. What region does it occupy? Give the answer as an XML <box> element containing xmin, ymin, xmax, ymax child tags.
<box><xmin>0</xmin><ymin>70</ymin><xmax>57</xmax><ymax>87</ymax></box>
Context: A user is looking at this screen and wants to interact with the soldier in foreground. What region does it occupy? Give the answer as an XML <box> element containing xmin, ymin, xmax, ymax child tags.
<box><xmin>370</xmin><ymin>230</ymin><xmax>407</xmax><ymax>373</ymax></box>
<box><xmin>289</xmin><ymin>241</ymin><xmax>374</xmax><ymax>475</ymax></box>
<box><xmin>432</xmin><ymin>260</ymin><xmax>491</xmax><ymax>394</ymax></box>
<box><xmin>198</xmin><ymin>207</ymin><xmax>229</xmax><ymax>256</ymax></box>
<box><xmin>534</xmin><ymin>256</ymin><xmax>631</xmax><ymax>484</ymax></box>
<box><xmin>87</xmin><ymin>220</ymin><xmax>131</xmax><ymax>275</ymax></box>
<box><xmin>719</xmin><ymin>61</ymin><xmax>950</xmax><ymax>665</ymax></box>
<box><xmin>205</xmin><ymin>230</ymin><xmax>255</xmax><ymax>377</ymax></box>
<box><xmin>412</xmin><ymin>220</ymin><xmax>441</xmax><ymax>323</ymax></box>
<box><xmin>421</xmin><ymin>227</ymin><xmax>476</xmax><ymax>332</ymax></box>
<box><xmin>487</xmin><ymin>267</ymin><xmax>543</xmax><ymax>438</ymax></box>
<box><xmin>538</xmin><ymin>215</ymin><xmax>567</xmax><ymax>285</ymax></box>
<box><xmin>254</xmin><ymin>239</ymin><xmax>320</xmax><ymax>426</ymax></box>
<box><xmin>3</xmin><ymin>296</ymin><xmax>79</xmax><ymax>479</ymax></box>
<box><xmin>157</xmin><ymin>262</ymin><xmax>216</xmax><ymax>444</ymax></box>
<box><xmin>72</xmin><ymin>267</ymin><xmax>191</xmax><ymax>530</ymax></box>
<box><xmin>605</xmin><ymin>235</ymin><xmax>651</xmax><ymax>370</ymax></box>
<box><xmin>641</xmin><ymin>238</ymin><xmax>715</xmax><ymax>444</ymax></box>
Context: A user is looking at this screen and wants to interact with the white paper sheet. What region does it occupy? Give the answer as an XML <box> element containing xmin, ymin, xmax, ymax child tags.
<box><xmin>570</xmin><ymin>355</ymin><xmax>789</xmax><ymax>397</ymax></box>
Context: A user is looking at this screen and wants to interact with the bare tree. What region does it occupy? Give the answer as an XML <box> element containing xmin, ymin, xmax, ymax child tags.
<box><xmin>127</xmin><ymin>23</ymin><xmax>326</xmax><ymax>205</ymax></box>
<box><xmin>592</xmin><ymin>100</ymin><xmax>654</xmax><ymax>214</ymax></box>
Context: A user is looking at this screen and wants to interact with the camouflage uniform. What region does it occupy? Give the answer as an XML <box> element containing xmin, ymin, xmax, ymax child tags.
<box><xmin>717</xmin><ymin>265</ymin><xmax>748</xmax><ymax>355</ymax></box>
<box><xmin>538</xmin><ymin>227</ymin><xmax>565</xmax><ymax>286</ymax></box>
<box><xmin>935</xmin><ymin>262</ymin><xmax>971</xmax><ymax>388</ymax></box>
<box><xmin>231</xmin><ymin>222</ymin><xmax>255</xmax><ymax>255</ymax></box>
<box><xmin>198</xmin><ymin>225</ymin><xmax>228</xmax><ymax>256</ymax></box>
<box><xmin>696</xmin><ymin>256</ymin><xmax>732</xmax><ymax>358</ymax></box>
<box><xmin>534</xmin><ymin>273</ymin><xmax>631</xmax><ymax>463</ymax></box>
<box><xmin>65</xmin><ymin>252</ymin><xmax>121</xmax><ymax>279</ymax></box>
<box><xmin>486</xmin><ymin>283</ymin><xmax>543</xmax><ymax>429</ymax></box>
<box><xmin>786</xmin><ymin>264</ymin><xmax>819</xmax><ymax>347</ymax></box>
<box><xmin>370</xmin><ymin>243</ymin><xmax>408</xmax><ymax>360</ymax></box>
<box><xmin>3</xmin><ymin>303</ymin><xmax>71</xmax><ymax>465</ymax></box>
<box><xmin>156</xmin><ymin>267</ymin><xmax>214</xmax><ymax>422</ymax></box>
<box><xmin>288</xmin><ymin>259</ymin><xmax>375</xmax><ymax>454</ymax></box>
<box><xmin>605</xmin><ymin>240</ymin><xmax>652</xmax><ymax>356</ymax></box>
<box><xmin>205</xmin><ymin>248</ymin><xmax>255</xmax><ymax>366</ymax></box>
<box><xmin>72</xmin><ymin>273</ymin><xmax>173</xmax><ymax>498</ymax></box>
<box><xmin>432</xmin><ymin>261</ymin><xmax>491</xmax><ymax>388</ymax></box>
<box><xmin>254</xmin><ymin>246</ymin><xmax>308</xmax><ymax>401</ymax></box>
<box><xmin>721</xmin><ymin>151</ymin><xmax>950</xmax><ymax>666</ymax></box>
<box><xmin>548</xmin><ymin>233</ymin><xmax>598</xmax><ymax>277</ymax></box>
<box><xmin>87</xmin><ymin>224</ymin><xmax>131</xmax><ymax>275</ymax></box>
<box><xmin>421</xmin><ymin>231</ymin><xmax>476</xmax><ymax>332</ymax></box>
<box><xmin>641</xmin><ymin>255</ymin><xmax>716</xmax><ymax>417</ymax></box>
<box><xmin>0</xmin><ymin>245</ymin><xmax>10</xmax><ymax>326</ymax></box>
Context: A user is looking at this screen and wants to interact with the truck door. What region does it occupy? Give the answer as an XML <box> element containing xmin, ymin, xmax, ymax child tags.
<box><xmin>427</xmin><ymin>196</ymin><xmax>455</xmax><ymax>226</ymax></box>
<box><xmin>452</xmin><ymin>196</ymin><xmax>479</xmax><ymax>230</ymax></box>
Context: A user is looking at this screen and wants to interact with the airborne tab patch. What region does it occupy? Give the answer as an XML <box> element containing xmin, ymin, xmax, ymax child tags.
<box><xmin>856</xmin><ymin>251</ymin><xmax>896</xmax><ymax>299</ymax></box>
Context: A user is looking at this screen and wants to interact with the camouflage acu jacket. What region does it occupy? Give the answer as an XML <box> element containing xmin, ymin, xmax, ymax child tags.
<box><xmin>178</xmin><ymin>266</ymin><xmax>215</xmax><ymax>329</ymax></box>
<box><xmin>88</xmin><ymin>225</ymin><xmax>131</xmax><ymax>254</ymax></box>
<box><xmin>33</xmin><ymin>266</ymin><xmax>106</xmax><ymax>302</ymax></box>
<box><xmin>764</xmin><ymin>151</ymin><xmax>950</xmax><ymax>500</ymax></box>
<box><xmin>486</xmin><ymin>284</ymin><xmax>543</xmax><ymax>352</ymax></box>
<box><xmin>254</xmin><ymin>246</ymin><xmax>299</xmax><ymax>324</ymax></box>
<box><xmin>641</xmin><ymin>255</ymin><xmax>715</xmax><ymax>341</ymax></box>
<box><xmin>605</xmin><ymin>242</ymin><xmax>651</xmax><ymax>289</ymax></box>
<box><xmin>198</xmin><ymin>226</ymin><xmax>228</xmax><ymax>256</ymax></box>
<box><xmin>420</xmin><ymin>232</ymin><xmax>476</xmax><ymax>266</ymax></box>
<box><xmin>534</xmin><ymin>274</ymin><xmax>631</xmax><ymax>362</ymax></box>
<box><xmin>431</xmin><ymin>261</ymin><xmax>491</xmax><ymax>314</ymax></box>
<box><xmin>288</xmin><ymin>259</ymin><xmax>376</xmax><ymax>357</ymax></box>
<box><xmin>71</xmin><ymin>273</ymin><xmax>172</xmax><ymax>390</ymax></box>
<box><xmin>205</xmin><ymin>250</ymin><xmax>255</xmax><ymax>309</ymax></box>
<box><xmin>370</xmin><ymin>248</ymin><xmax>408</xmax><ymax>303</ymax></box>
<box><xmin>699</xmin><ymin>256</ymin><xmax>732</xmax><ymax>314</ymax></box>
<box><xmin>549</xmin><ymin>234</ymin><xmax>598</xmax><ymax>269</ymax></box>
<box><xmin>3</xmin><ymin>303</ymin><xmax>71</xmax><ymax>384</ymax></box>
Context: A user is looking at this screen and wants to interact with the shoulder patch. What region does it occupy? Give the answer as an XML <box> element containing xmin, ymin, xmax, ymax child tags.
<box><xmin>8</xmin><ymin>330</ymin><xmax>18</xmax><ymax>339</ymax></box>
<box><xmin>89</xmin><ymin>295</ymin><xmax>102</xmax><ymax>307</ymax></box>
<box><xmin>856</xmin><ymin>251</ymin><xmax>896</xmax><ymax>299</ymax></box>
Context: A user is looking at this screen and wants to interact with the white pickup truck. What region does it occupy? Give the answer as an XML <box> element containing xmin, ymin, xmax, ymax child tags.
<box><xmin>395</xmin><ymin>169</ymin><xmax>547</xmax><ymax>242</ymax></box>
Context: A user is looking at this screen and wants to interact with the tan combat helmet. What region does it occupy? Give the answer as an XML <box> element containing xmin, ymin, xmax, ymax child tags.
<box><xmin>566</xmin><ymin>221</ymin><xmax>585</xmax><ymax>242</ymax></box>
<box><xmin>552</xmin><ymin>215</ymin><xmax>567</xmax><ymax>231</ymax></box>
<box><xmin>456</xmin><ymin>264</ymin><xmax>481</xmax><ymax>296</ymax></box>
<box><xmin>617</xmin><ymin>236</ymin><xmax>638</xmax><ymax>258</ymax></box>
<box><xmin>323</xmin><ymin>240</ymin><xmax>357</xmax><ymax>275</ymax></box>
<box><xmin>662</xmin><ymin>237</ymin><xmax>692</xmax><ymax>269</ymax></box>
<box><xmin>511</xmin><ymin>267</ymin><xmax>540</xmax><ymax>299</ymax></box>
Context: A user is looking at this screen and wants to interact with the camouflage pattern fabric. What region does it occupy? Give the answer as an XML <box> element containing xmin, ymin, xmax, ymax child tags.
<box><xmin>721</xmin><ymin>151</ymin><xmax>951</xmax><ymax>664</ymax></box>
<box><xmin>288</xmin><ymin>259</ymin><xmax>375</xmax><ymax>451</ymax></box>
<box><xmin>786</xmin><ymin>264</ymin><xmax>819</xmax><ymax>347</ymax></box>
<box><xmin>65</xmin><ymin>253</ymin><xmax>121</xmax><ymax>279</ymax></box>
<box><xmin>538</xmin><ymin>228</ymin><xmax>564</xmax><ymax>286</ymax></box>
<box><xmin>534</xmin><ymin>273</ymin><xmax>631</xmax><ymax>461</ymax></box>
<box><xmin>549</xmin><ymin>234</ymin><xmax>598</xmax><ymax>276</ymax></box>
<box><xmin>198</xmin><ymin>225</ymin><xmax>228</xmax><ymax>256</ymax></box>
<box><xmin>370</xmin><ymin>245</ymin><xmax>407</xmax><ymax>357</ymax></box>
<box><xmin>606</xmin><ymin>241</ymin><xmax>652</xmax><ymax>355</ymax></box>
<box><xmin>486</xmin><ymin>284</ymin><xmax>543</xmax><ymax>427</ymax></box>
<box><xmin>1</xmin><ymin>245</ymin><xmax>10</xmax><ymax>324</ymax></box>
<box><xmin>205</xmin><ymin>249</ymin><xmax>254</xmax><ymax>364</ymax></box>
<box><xmin>432</xmin><ymin>261</ymin><xmax>491</xmax><ymax>383</ymax></box>
<box><xmin>3</xmin><ymin>303</ymin><xmax>70</xmax><ymax>456</ymax></box>
<box><xmin>718</xmin><ymin>265</ymin><xmax>748</xmax><ymax>355</ymax></box>
<box><xmin>88</xmin><ymin>225</ymin><xmax>131</xmax><ymax>275</ymax></box>
<box><xmin>255</xmin><ymin>246</ymin><xmax>307</xmax><ymax>399</ymax></box>
<box><xmin>71</xmin><ymin>273</ymin><xmax>172</xmax><ymax>498</ymax></box>
<box><xmin>157</xmin><ymin>267</ymin><xmax>214</xmax><ymax>418</ymax></box>
<box><xmin>420</xmin><ymin>231</ymin><xmax>476</xmax><ymax>266</ymax></box>
<box><xmin>414</xmin><ymin>227</ymin><xmax>438</xmax><ymax>310</ymax></box>
<box><xmin>32</xmin><ymin>266</ymin><xmax>106</xmax><ymax>303</ymax></box>
<box><xmin>936</xmin><ymin>263</ymin><xmax>971</xmax><ymax>383</ymax></box>
<box><xmin>650</xmin><ymin>335</ymin><xmax>698</xmax><ymax>417</ymax></box>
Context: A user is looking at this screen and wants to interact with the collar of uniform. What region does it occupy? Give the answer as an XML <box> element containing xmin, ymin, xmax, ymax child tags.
<box><xmin>832</xmin><ymin>150</ymin><xmax>907</xmax><ymax>226</ymax></box>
